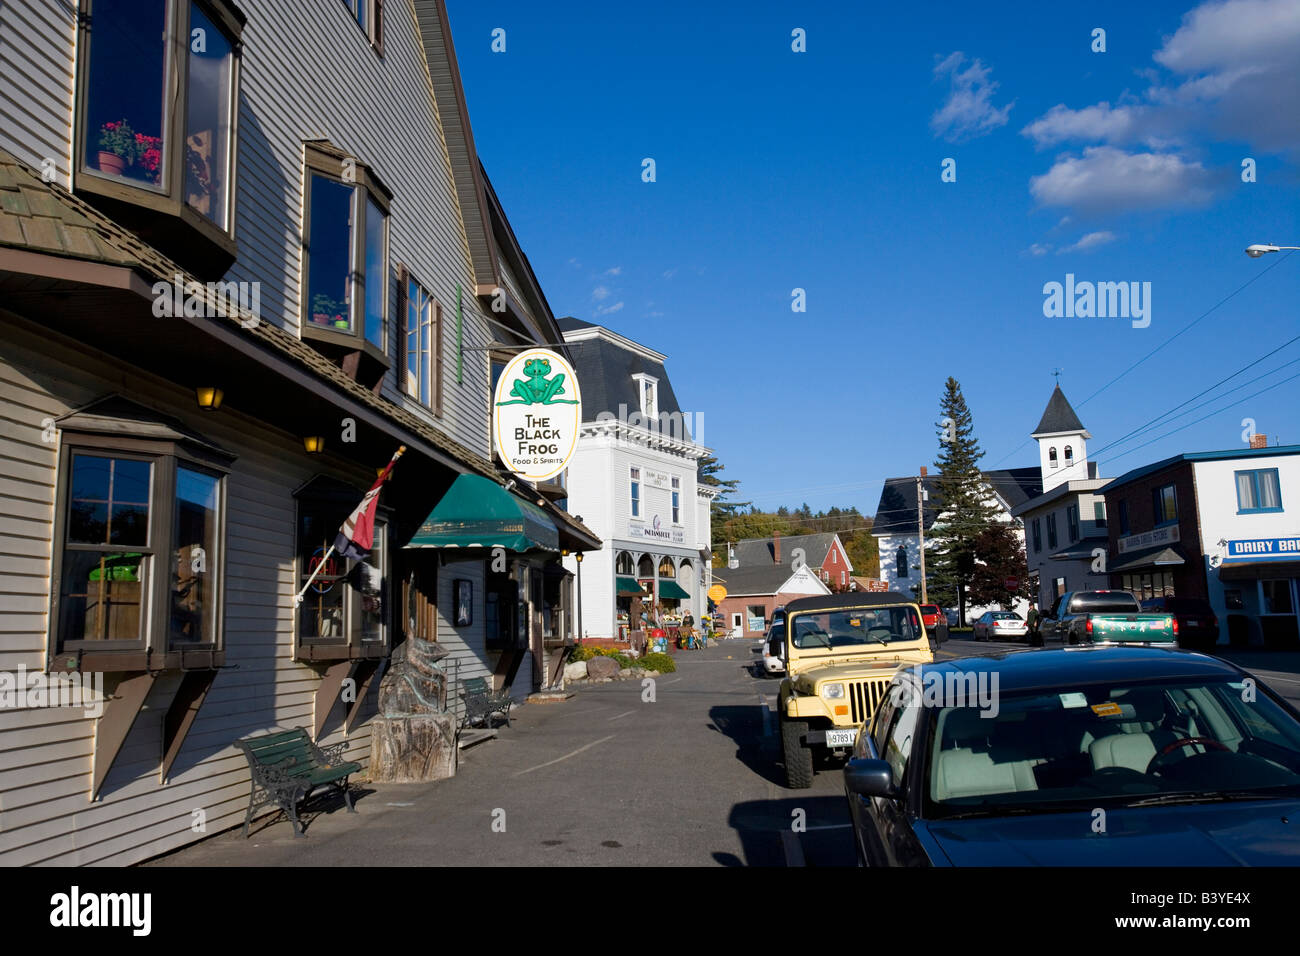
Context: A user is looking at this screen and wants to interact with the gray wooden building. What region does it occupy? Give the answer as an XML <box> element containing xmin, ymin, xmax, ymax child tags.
<box><xmin>0</xmin><ymin>0</ymin><xmax>595</xmax><ymax>865</ymax></box>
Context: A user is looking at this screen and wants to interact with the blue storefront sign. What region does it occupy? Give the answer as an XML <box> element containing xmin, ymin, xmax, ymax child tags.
<box><xmin>1224</xmin><ymin>537</ymin><xmax>1300</xmax><ymax>561</ymax></box>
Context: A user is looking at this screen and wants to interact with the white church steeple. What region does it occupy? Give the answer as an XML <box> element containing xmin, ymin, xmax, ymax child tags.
<box><xmin>1032</xmin><ymin>385</ymin><xmax>1091</xmax><ymax>493</ymax></box>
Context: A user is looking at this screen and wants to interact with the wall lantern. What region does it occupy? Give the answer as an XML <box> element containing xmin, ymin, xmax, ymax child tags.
<box><xmin>303</xmin><ymin>435</ymin><xmax>325</xmax><ymax>454</ymax></box>
<box><xmin>195</xmin><ymin>387</ymin><xmax>224</xmax><ymax>410</ymax></box>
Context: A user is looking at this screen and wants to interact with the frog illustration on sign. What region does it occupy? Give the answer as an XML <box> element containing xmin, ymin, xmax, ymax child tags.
<box><xmin>496</xmin><ymin>357</ymin><xmax>579</xmax><ymax>406</ymax></box>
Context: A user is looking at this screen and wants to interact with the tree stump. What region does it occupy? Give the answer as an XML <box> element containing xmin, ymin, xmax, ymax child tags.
<box><xmin>369</xmin><ymin>714</ymin><xmax>456</xmax><ymax>783</ymax></box>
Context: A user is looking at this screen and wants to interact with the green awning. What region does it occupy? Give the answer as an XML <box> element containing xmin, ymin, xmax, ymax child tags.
<box><xmin>658</xmin><ymin>579</ymin><xmax>690</xmax><ymax>600</ymax></box>
<box><xmin>616</xmin><ymin>576</ymin><xmax>646</xmax><ymax>596</ymax></box>
<box><xmin>405</xmin><ymin>474</ymin><xmax>559</xmax><ymax>552</ymax></box>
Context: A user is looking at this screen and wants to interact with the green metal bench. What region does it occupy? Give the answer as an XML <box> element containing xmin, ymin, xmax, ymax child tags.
<box><xmin>235</xmin><ymin>728</ymin><xmax>361</xmax><ymax>838</ymax></box>
<box><xmin>460</xmin><ymin>676</ymin><xmax>513</xmax><ymax>729</ymax></box>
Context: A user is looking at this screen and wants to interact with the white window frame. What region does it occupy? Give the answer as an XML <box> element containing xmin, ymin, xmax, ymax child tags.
<box><xmin>671</xmin><ymin>475</ymin><xmax>681</xmax><ymax>525</ymax></box>
<box><xmin>630</xmin><ymin>465</ymin><xmax>641</xmax><ymax>518</ymax></box>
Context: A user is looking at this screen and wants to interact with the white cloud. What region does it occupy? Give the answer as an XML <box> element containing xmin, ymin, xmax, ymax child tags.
<box><xmin>1029</xmin><ymin>147</ymin><xmax>1214</xmax><ymax>213</ymax></box>
<box><xmin>1021</xmin><ymin>0</ymin><xmax>1300</xmax><ymax>166</ymax></box>
<box><xmin>1022</xmin><ymin>102</ymin><xmax>1144</xmax><ymax>148</ymax></box>
<box><xmin>662</xmin><ymin>268</ymin><xmax>677</xmax><ymax>279</ymax></box>
<box><xmin>1060</xmin><ymin>231</ymin><xmax>1118</xmax><ymax>253</ymax></box>
<box><xmin>930</xmin><ymin>52</ymin><xmax>1014</xmax><ymax>142</ymax></box>
<box><xmin>604</xmin><ymin>266</ymin><xmax>622</xmax><ymax>276</ymax></box>
<box><xmin>594</xmin><ymin>301</ymin><xmax>624</xmax><ymax>316</ymax></box>
<box><xmin>591</xmin><ymin>285</ymin><xmax>611</xmax><ymax>301</ymax></box>
<box><xmin>1025</xmin><ymin>243</ymin><xmax>1052</xmax><ymax>256</ymax></box>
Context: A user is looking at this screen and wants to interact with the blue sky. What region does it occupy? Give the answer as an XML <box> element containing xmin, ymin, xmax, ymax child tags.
<box><xmin>448</xmin><ymin>0</ymin><xmax>1300</xmax><ymax>515</ymax></box>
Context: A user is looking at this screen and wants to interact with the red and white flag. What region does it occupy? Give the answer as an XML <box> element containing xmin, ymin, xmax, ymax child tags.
<box><xmin>334</xmin><ymin>446</ymin><xmax>405</xmax><ymax>560</ymax></box>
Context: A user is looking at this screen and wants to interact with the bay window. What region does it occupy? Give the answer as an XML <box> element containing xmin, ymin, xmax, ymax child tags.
<box><xmin>75</xmin><ymin>0</ymin><xmax>243</xmax><ymax>271</ymax></box>
<box><xmin>294</xmin><ymin>477</ymin><xmax>390</xmax><ymax>660</ymax></box>
<box><xmin>49</xmin><ymin>400</ymin><xmax>232</xmax><ymax>672</ymax></box>
<box><xmin>301</xmin><ymin>143</ymin><xmax>391</xmax><ymax>364</ymax></box>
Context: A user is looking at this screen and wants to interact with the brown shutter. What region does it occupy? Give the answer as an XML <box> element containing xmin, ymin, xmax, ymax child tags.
<box><xmin>434</xmin><ymin>300</ymin><xmax>444</xmax><ymax>416</ymax></box>
<box><xmin>395</xmin><ymin>264</ymin><xmax>408</xmax><ymax>395</ymax></box>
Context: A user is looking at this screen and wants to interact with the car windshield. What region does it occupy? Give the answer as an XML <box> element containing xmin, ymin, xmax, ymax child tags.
<box><xmin>787</xmin><ymin>606</ymin><xmax>921</xmax><ymax>649</ymax></box>
<box><xmin>992</xmin><ymin>612</ymin><xmax>1019</xmax><ymax>620</ymax></box>
<box><xmin>924</xmin><ymin>677</ymin><xmax>1300</xmax><ymax>818</ymax></box>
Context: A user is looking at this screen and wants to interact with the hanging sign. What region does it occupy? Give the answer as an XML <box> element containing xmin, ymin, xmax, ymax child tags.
<box><xmin>492</xmin><ymin>348</ymin><xmax>582</xmax><ymax>481</ymax></box>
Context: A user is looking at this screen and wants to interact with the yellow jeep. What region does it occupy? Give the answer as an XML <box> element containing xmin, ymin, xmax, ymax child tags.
<box><xmin>777</xmin><ymin>592</ymin><xmax>940</xmax><ymax>789</ymax></box>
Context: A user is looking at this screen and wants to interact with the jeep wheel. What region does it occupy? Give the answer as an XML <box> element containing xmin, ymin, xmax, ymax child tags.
<box><xmin>781</xmin><ymin>717</ymin><xmax>815</xmax><ymax>789</ymax></box>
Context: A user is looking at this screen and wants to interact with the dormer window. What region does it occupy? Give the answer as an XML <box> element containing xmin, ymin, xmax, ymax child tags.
<box><xmin>632</xmin><ymin>372</ymin><xmax>659</xmax><ymax>421</ymax></box>
<box><xmin>75</xmin><ymin>0</ymin><xmax>245</xmax><ymax>274</ymax></box>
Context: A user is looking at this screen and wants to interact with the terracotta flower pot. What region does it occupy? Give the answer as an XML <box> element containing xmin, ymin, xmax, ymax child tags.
<box><xmin>97</xmin><ymin>151</ymin><xmax>126</xmax><ymax>176</ymax></box>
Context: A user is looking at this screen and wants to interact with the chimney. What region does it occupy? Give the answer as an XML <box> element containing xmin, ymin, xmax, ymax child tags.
<box><xmin>919</xmin><ymin>466</ymin><xmax>928</xmax><ymax>477</ymax></box>
<box><xmin>728</xmin><ymin>542</ymin><xmax>737</xmax><ymax>569</ymax></box>
<box><xmin>774</xmin><ymin>532</ymin><xmax>781</xmax><ymax>564</ymax></box>
<box><xmin>1250</xmin><ymin>433</ymin><xmax>1267</xmax><ymax>449</ymax></box>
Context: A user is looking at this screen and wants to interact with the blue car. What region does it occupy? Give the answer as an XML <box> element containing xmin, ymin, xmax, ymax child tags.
<box><xmin>844</xmin><ymin>646</ymin><xmax>1300</xmax><ymax>865</ymax></box>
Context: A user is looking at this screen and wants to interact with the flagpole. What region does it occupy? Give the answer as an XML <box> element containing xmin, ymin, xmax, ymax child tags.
<box><xmin>295</xmin><ymin>544</ymin><xmax>337</xmax><ymax>606</ymax></box>
<box><xmin>292</xmin><ymin>445</ymin><xmax>405</xmax><ymax>608</ymax></box>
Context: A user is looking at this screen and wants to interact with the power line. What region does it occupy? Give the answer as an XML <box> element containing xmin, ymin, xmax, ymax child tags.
<box><xmin>1089</xmin><ymin>350</ymin><xmax>1300</xmax><ymax>460</ymax></box>
<box><xmin>1098</xmin><ymin>369</ymin><xmax>1300</xmax><ymax>469</ymax></box>
<box><xmin>987</xmin><ymin>250</ymin><xmax>1295</xmax><ymax>467</ymax></box>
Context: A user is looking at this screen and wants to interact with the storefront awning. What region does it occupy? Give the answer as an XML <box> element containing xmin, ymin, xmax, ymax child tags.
<box><xmin>405</xmin><ymin>473</ymin><xmax>559</xmax><ymax>551</ymax></box>
<box><xmin>616</xmin><ymin>576</ymin><xmax>646</xmax><ymax>596</ymax></box>
<box><xmin>1051</xmin><ymin>537</ymin><xmax>1108</xmax><ymax>561</ymax></box>
<box><xmin>658</xmin><ymin>579</ymin><xmax>690</xmax><ymax>600</ymax></box>
<box><xmin>1110</xmin><ymin>545</ymin><xmax>1185</xmax><ymax>574</ymax></box>
<box><xmin>1219</xmin><ymin>559</ymin><xmax>1300</xmax><ymax>581</ymax></box>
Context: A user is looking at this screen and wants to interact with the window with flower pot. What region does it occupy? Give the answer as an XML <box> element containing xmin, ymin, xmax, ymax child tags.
<box><xmin>74</xmin><ymin>0</ymin><xmax>244</xmax><ymax>273</ymax></box>
<box><xmin>47</xmin><ymin>398</ymin><xmax>234</xmax><ymax>673</ymax></box>
<box><xmin>301</xmin><ymin>143</ymin><xmax>391</xmax><ymax>370</ymax></box>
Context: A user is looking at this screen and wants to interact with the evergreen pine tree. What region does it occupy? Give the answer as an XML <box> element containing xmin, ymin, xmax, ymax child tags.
<box><xmin>927</xmin><ymin>378</ymin><xmax>999</xmax><ymax>624</ymax></box>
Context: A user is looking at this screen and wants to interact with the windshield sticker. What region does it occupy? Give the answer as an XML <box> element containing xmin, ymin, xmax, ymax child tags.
<box><xmin>1059</xmin><ymin>692</ymin><xmax>1087</xmax><ymax>709</ymax></box>
<box><xmin>1091</xmin><ymin>701</ymin><xmax>1122</xmax><ymax>716</ymax></box>
<box><xmin>849</xmin><ymin>618</ymin><xmax>862</xmax><ymax>627</ymax></box>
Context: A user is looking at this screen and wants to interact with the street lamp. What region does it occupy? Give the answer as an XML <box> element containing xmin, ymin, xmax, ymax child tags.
<box><xmin>574</xmin><ymin>551</ymin><xmax>583</xmax><ymax>641</ymax></box>
<box><xmin>1245</xmin><ymin>244</ymin><xmax>1300</xmax><ymax>258</ymax></box>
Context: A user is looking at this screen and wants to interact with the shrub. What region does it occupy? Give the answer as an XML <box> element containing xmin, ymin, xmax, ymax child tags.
<box><xmin>570</xmin><ymin>645</ymin><xmax>596</xmax><ymax>662</ymax></box>
<box><xmin>636</xmin><ymin>652</ymin><xmax>676</xmax><ymax>674</ymax></box>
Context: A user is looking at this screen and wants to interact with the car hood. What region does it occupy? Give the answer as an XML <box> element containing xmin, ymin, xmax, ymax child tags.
<box><xmin>790</xmin><ymin>651</ymin><xmax>930</xmax><ymax>686</ymax></box>
<box><xmin>919</xmin><ymin>800</ymin><xmax>1300</xmax><ymax>866</ymax></box>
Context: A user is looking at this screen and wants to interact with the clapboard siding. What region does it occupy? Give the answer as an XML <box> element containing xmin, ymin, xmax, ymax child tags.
<box><xmin>0</xmin><ymin>314</ymin><xmax>384</xmax><ymax>866</ymax></box>
<box><xmin>224</xmin><ymin>0</ymin><xmax>494</xmax><ymax>460</ymax></box>
<box><xmin>0</xmin><ymin>0</ymin><xmax>75</xmax><ymax>186</ymax></box>
<box><xmin>0</xmin><ymin>0</ymin><xmax>498</xmax><ymax>460</ymax></box>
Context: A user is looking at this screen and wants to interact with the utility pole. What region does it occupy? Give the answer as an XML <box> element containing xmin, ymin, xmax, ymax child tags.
<box><xmin>917</xmin><ymin>466</ymin><xmax>927</xmax><ymax>605</ymax></box>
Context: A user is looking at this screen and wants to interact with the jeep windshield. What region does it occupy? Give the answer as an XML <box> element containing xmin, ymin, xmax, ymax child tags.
<box><xmin>788</xmin><ymin>606</ymin><xmax>922</xmax><ymax>650</ymax></box>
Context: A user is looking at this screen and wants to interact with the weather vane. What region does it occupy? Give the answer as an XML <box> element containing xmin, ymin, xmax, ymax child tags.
<box><xmin>1052</xmin><ymin>368</ymin><xmax>1063</xmax><ymax>384</ymax></box>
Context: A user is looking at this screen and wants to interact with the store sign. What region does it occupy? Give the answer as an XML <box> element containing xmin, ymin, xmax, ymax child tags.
<box><xmin>628</xmin><ymin>514</ymin><xmax>684</xmax><ymax>543</ymax></box>
<box><xmin>643</xmin><ymin>469</ymin><xmax>670</xmax><ymax>489</ymax></box>
<box><xmin>492</xmin><ymin>348</ymin><xmax>582</xmax><ymax>482</ymax></box>
<box><xmin>1117</xmin><ymin>525</ymin><xmax>1180</xmax><ymax>554</ymax></box>
<box><xmin>707</xmin><ymin>584</ymin><xmax>727</xmax><ymax>603</ymax></box>
<box><xmin>1224</xmin><ymin>537</ymin><xmax>1300</xmax><ymax>561</ymax></box>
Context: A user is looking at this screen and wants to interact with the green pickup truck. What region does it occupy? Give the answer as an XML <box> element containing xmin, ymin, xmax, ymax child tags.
<box><xmin>1042</xmin><ymin>590</ymin><xmax>1178</xmax><ymax>645</ymax></box>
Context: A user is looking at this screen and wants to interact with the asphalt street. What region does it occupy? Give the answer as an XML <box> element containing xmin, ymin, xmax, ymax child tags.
<box><xmin>148</xmin><ymin>634</ymin><xmax>1300</xmax><ymax>867</ymax></box>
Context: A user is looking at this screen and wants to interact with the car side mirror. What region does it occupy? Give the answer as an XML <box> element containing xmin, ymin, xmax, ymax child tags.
<box><xmin>844</xmin><ymin>758</ymin><xmax>896</xmax><ymax>798</ymax></box>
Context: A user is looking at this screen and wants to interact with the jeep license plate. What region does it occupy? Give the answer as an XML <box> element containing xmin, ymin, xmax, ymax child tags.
<box><xmin>825</xmin><ymin>729</ymin><xmax>857</xmax><ymax>748</ymax></box>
